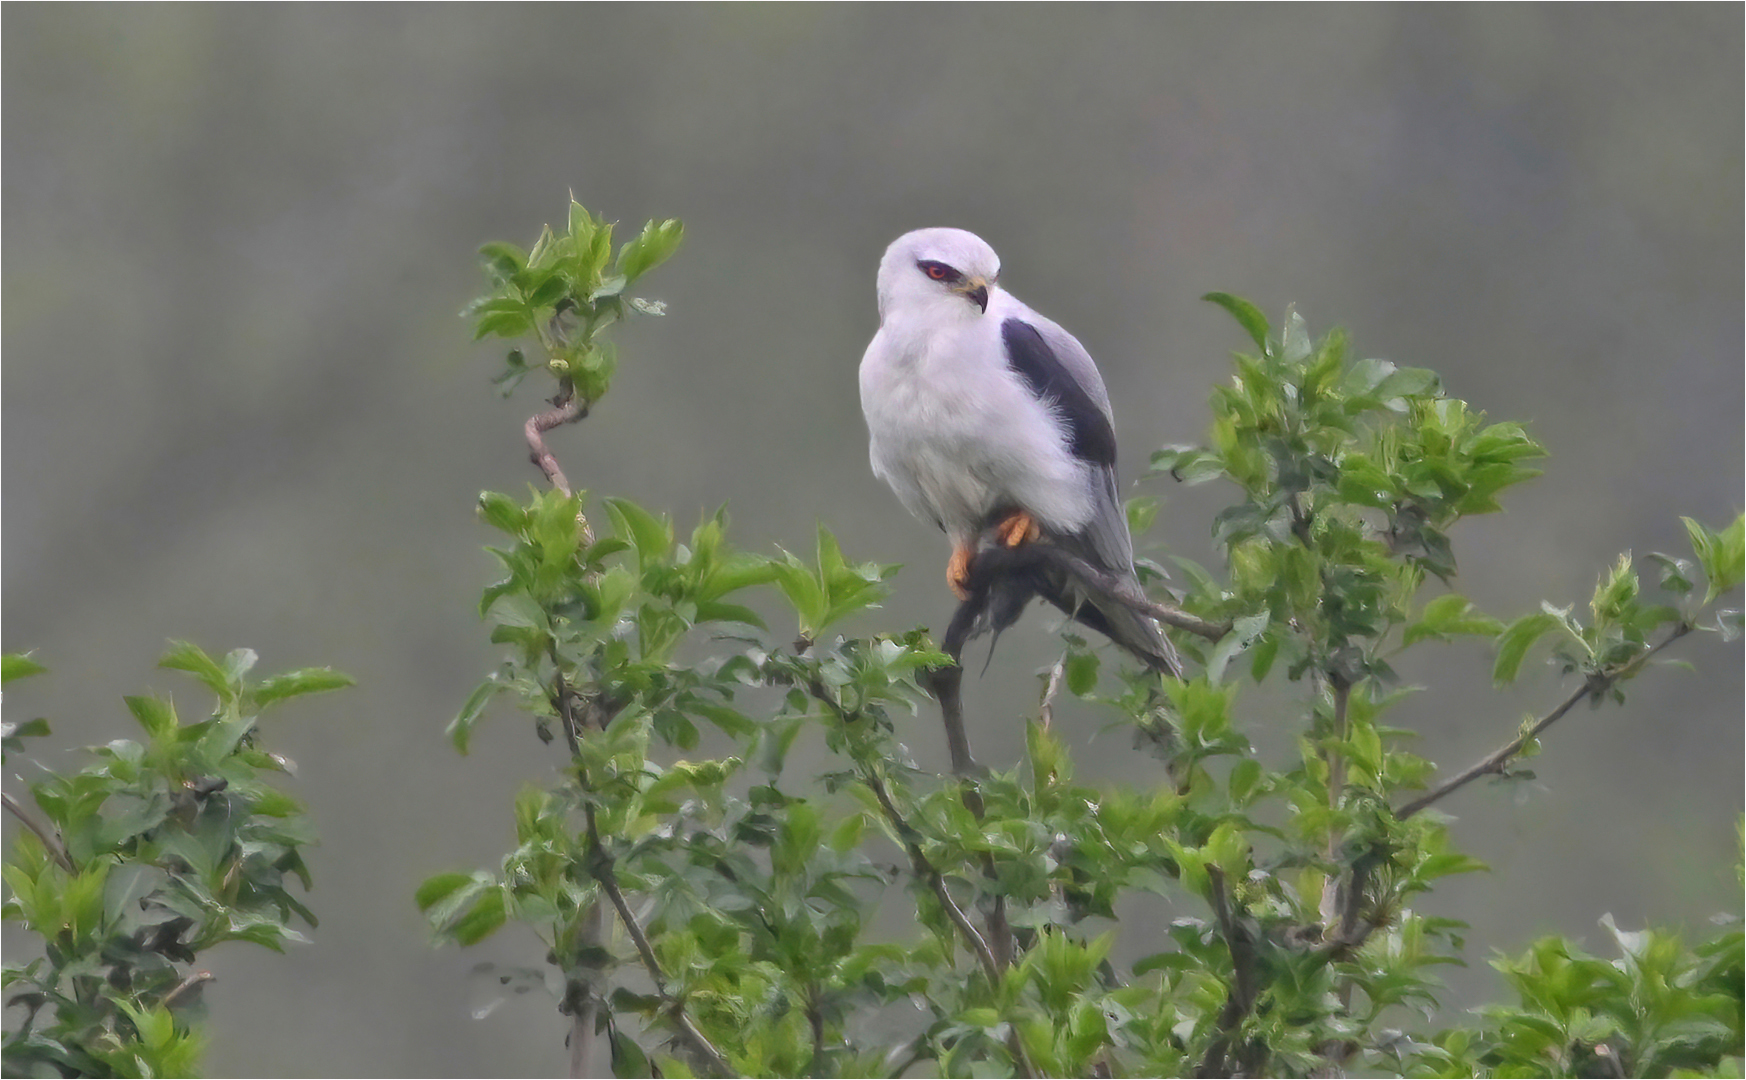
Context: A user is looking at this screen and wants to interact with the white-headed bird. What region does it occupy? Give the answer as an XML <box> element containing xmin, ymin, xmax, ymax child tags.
<box><xmin>858</xmin><ymin>227</ymin><xmax>1179</xmax><ymax>675</ymax></box>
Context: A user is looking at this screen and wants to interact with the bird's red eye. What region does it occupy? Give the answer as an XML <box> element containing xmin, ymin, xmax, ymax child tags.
<box><xmin>919</xmin><ymin>261</ymin><xmax>956</xmax><ymax>282</ymax></box>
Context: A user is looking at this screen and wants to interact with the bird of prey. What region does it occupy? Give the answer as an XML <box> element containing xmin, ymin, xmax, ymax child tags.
<box><xmin>858</xmin><ymin>227</ymin><xmax>1179</xmax><ymax>675</ymax></box>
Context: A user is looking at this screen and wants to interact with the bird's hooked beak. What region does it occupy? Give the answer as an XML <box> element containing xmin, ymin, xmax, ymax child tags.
<box><xmin>954</xmin><ymin>276</ymin><xmax>991</xmax><ymax>314</ymax></box>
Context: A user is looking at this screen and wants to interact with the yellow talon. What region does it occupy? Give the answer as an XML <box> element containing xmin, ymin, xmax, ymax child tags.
<box><xmin>995</xmin><ymin>509</ymin><xmax>1040</xmax><ymax>548</ymax></box>
<box><xmin>947</xmin><ymin>543</ymin><xmax>974</xmax><ymax>601</ymax></box>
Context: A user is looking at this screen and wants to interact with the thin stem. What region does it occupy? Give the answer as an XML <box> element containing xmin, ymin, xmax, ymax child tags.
<box><xmin>1039</xmin><ymin>652</ymin><xmax>1067</xmax><ymax>733</ymax></box>
<box><xmin>160</xmin><ymin>969</ymin><xmax>215</xmax><ymax>1009</ymax></box>
<box><xmin>1395</xmin><ymin>622</ymin><xmax>1692</xmax><ymax>819</ymax></box>
<box><xmin>920</xmin><ymin>663</ymin><xmax>977</xmax><ymax>777</ymax></box>
<box><xmin>1318</xmin><ymin>677</ymin><xmax>1351</xmax><ymax>929</ymax></box>
<box><xmin>524</xmin><ymin>380</ymin><xmax>595</xmax><ymax>544</ymax></box>
<box><xmin>806</xmin><ymin>986</ymin><xmax>826</xmax><ymax>1077</ymax></box>
<box><xmin>1196</xmin><ymin>866</ymin><xmax>1261</xmax><ymax>1078</ymax></box>
<box><xmin>2</xmin><ymin>791</ymin><xmax>74</xmax><ymax>872</ymax></box>
<box><xmin>583</xmin><ymin>802</ymin><xmax>737</xmax><ymax>1077</ymax></box>
<box><xmin>860</xmin><ymin>769</ymin><xmax>1001</xmax><ymax>986</ymax></box>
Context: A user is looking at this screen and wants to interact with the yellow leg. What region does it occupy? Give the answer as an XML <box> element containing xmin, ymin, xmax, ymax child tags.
<box><xmin>994</xmin><ymin>509</ymin><xmax>1040</xmax><ymax>548</ymax></box>
<box><xmin>947</xmin><ymin>542</ymin><xmax>975</xmax><ymax>601</ymax></box>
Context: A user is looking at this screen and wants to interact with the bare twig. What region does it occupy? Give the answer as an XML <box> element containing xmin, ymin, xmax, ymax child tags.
<box><xmin>567</xmin><ymin>903</ymin><xmax>607</xmax><ymax>1079</ymax></box>
<box><xmin>160</xmin><ymin>969</ymin><xmax>215</xmax><ymax>1009</ymax></box>
<box><xmin>806</xmin><ymin>987</ymin><xmax>826</xmax><ymax>1077</ymax></box>
<box><xmin>2</xmin><ymin>791</ymin><xmax>74</xmax><ymax>872</ymax></box>
<box><xmin>798</xmin><ymin>670</ymin><xmax>1006</xmax><ymax>981</ymax></box>
<box><xmin>524</xmin><ymin>381</ymin><xmax>595</xmax><ymax>544</ymax></box>
<box><xmin>853</xmin><ymin>757</ymin><xmax>1033</xmax><ymax>1077</ymax></box>
<box><xmin>1039</xmin><ymin>653</ymin><xmax>1067</xmax><ymax>733</ymax></box>
<box><xmin>569</xmin><ymin>1008</ymin><xmax>594</xmax><ymax>1080</ymax></box>
<box><xmin>1394</xmin><ymin>622</ymin><xmax>1692</xmax><ymax>819</ymax></box>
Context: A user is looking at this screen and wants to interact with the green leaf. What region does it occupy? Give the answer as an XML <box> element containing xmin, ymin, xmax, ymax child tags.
<box><xmin>450</xmin><ymin>886</ymin><xmax>508</xmax><ymax>946</ymax></box>
<box><xmin>124</xmin><ymin>695</ymin><xmax>179</xmax><ymax>741</ymax></box>
<box><xmin>477</xmin><ymin>240</ymin><xmax>528</xmax><ymax>280</ymax></box>
<box><xmin>1148</xmin><ymin>445</ymin><xmax>1226</xmax><ymax>485</ymax></box>
<box><xmin>616</xmin><ymin>218</ymin><xmax>685</xmax><ymax>284</ymax></box>
<box><xmin>1405</xmin><ymin>593</ymin><xmax>1506</xmax><ymax>646</ymax></box>
<box><xmin>1493</xmin><ymin>611</ymin><xmax>1564</xmax><ymax>685</ymax></box>
<box><xmin>1125</xmin><ymin>494</ymin><xmax>1161</xmax><ymax>536</ymax></box>
<box><xmin>1206</xmin><ymin>613</ymin><xmax>1269</xmax><ymax>685</ymax></box>
<box><xmin>1064</xmin><ymin>650</ymin><xmax>1101</xmax><ymax>697</ymax></box>
<box><xmin>606</xmin><ymin>497</ymin><xmax>674</xmax><ymax>569</ymax></box>
<box><xmin>415</xmin><ymin>872</ymin><xmax>478</xmax><ymax>912</ymax></box>
<box><xmin>1685</xmin><ymin>514</ymin><xmax>1745</xmax><ymax>603</ymax></box>
<box><xmin>1645</xmin><ymin>552</ymin><xmax>1696</xmax><ymax>596</ymax></box>
<box><xmin>1</xmin><ymin>654</ymin><xmax>47</xmax><ymax>685</ymax></box>
<box><xmin>477</xmin><ymin>491</ymin><xmax>528</xmax><ymax>536</ymax></box>
<box><xmin>249</xmin><ymin>668</ymin><xmax>355</xmax><ymax>709</ymax></box>
<box><xmin>449</xmin><ymin>675</ymin><xmax>509</xmax><ymax>756</ymax></box>
<box><xmin>158</xmin><ymin>640</ymin><xmax>232</xmax><ymax>699</ymax></box>
<box><xmin>1203</xmin><ymin>292</ymin><xmax>1270</xmax><ymax>351</ymax></box>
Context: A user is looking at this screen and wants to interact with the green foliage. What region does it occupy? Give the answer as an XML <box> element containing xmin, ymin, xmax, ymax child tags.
<box><xmin>464</xmin><ymin>197</ymin><xmax>682</xmax><ymax>402</ymax></box>
<box><xmin>427</xmin><ymin>203</ymin><xmax>1742</xmax><ymax>1078</ymax></box>
<box><xmin>2</xmin><ymin>645</ymin><xmax>350</xmax><ymax>1077</ymax></box>
<box><xmin>1403</xmin><ymin>917</ymin><xmax>1744</xmax><ymax>1078</ymax></box>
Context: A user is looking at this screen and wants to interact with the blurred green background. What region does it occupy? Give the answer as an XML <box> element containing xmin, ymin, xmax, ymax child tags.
<box><xmin>4</xmin><ymin>6</ymin><xmax>1740</xmax><ymax>1076</ymax></box>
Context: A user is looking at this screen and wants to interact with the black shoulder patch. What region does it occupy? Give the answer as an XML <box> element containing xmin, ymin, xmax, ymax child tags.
<box><xmin>1000</xmin><ymin>318</ymin><xmax>1118</xmax><ymax>467</ymax></box>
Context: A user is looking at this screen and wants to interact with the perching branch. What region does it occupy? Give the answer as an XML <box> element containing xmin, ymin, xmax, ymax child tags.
<box><xmin>994</xmin><ymin>541</ymin><xmax>1232</xmax><ymax>642</ymax></box>
<box><xmin>2</xmin><ymin>791</ymin><xmax>74</xmax><ymax>873</ymax></box>
<box><xmin>925</xmin><ymin>535</ymin><xmax>1228</xmax><ymax>775</ymax></box>
<box><xmin>1395</xmin><ymin>621</ymin><xmax>1694</xmax><ymax>820</ymax></box>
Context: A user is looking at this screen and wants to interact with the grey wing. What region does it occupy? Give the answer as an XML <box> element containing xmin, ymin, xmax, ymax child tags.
<box><xmin>996</xmin><ymin>313</ymin><xmax>1131</xmax><ymax>574</ymax></box>
<box><xmin>990</xmin><ymin>308</ymin><xmax>1180</xmax><ymax>674</ymax></box>
<box><xmin>1016</xmin><ymin>305</ymin><xmax>1116</xmax><ymax>422</ymax></box>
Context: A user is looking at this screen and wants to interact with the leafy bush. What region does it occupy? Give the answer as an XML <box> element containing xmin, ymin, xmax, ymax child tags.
<box><xmin>2</xmin><ymin>645</ymin><xmax>351</xmax><ymax>1077</ymax></box>
<box><xmin>420</xmin><ymin>200</ymin><xmax>1743</xmax><ymax>1077</ymax></box>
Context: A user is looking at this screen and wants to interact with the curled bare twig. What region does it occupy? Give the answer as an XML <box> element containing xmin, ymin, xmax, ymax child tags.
<box><xmin>524</xmin><ymin>381</ymin><xmax>595</xmax><ymax>544</ymax></box>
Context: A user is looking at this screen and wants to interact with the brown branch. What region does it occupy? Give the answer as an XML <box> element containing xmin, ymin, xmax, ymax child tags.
<box><xmin>3</xmin><ymin>791</ymin><xmax>74</xmax><ymax>872</ymax></box>
<box><xmin>1395</xmin><ymin>622</ymin><xmax>1692</xmax><ymax>819</ymax></box>
<box><xmin>160</xmin><ymin>969</ymin><xmax>214</xmax><ymax>1009</ymax></box>
<box><xmin>1039</xmin><ymin>653</ymin><xmax>1067</xmax><ymax>733</ymax></box>
<box><xmin>806</xmin><ymin>986</ymin><xmax>827</xmax><ymax>1077</ymax></box>
<box><xmin>524</xmin><ymin>381</ymin><xmax>595</xmax><ymax>544</ymax></box>
<box><xmin>856</xmin><ymin>765</ymin><xmax>1036</xmax><ymax>1076</ymax></box>
<box><xmin>920</xmin><ymin>663</ymin><xmax>978</xmax><ymax>777</ymax></box>
<box><xmin>860</xmin><ymin>769</ymin><xmax>1001</xmax><ymax>985</ymax></box>
<box><xmin>567</xmin><ymin>903</ymin><xmax>607</xmax><ymax>1079</ymax></box>
<box><xmin>1020</xmin><ymin>544</ymin><xmax>1231</xmax><ymax>642</ymax></box>
<box><xmin>1318</xmin><ymin>677</ymin><xmax>1351</xmax><ymax>929</ymax></box>
<box><xmin>583</xmin><ymin>802</ymin><xmax>736</xmax><ymax>1077</ymax></box>
<box><xmin>1196</xmin><ymin>866</ymin><xmax>1261</xmax><ymax>1079</ymax></box>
